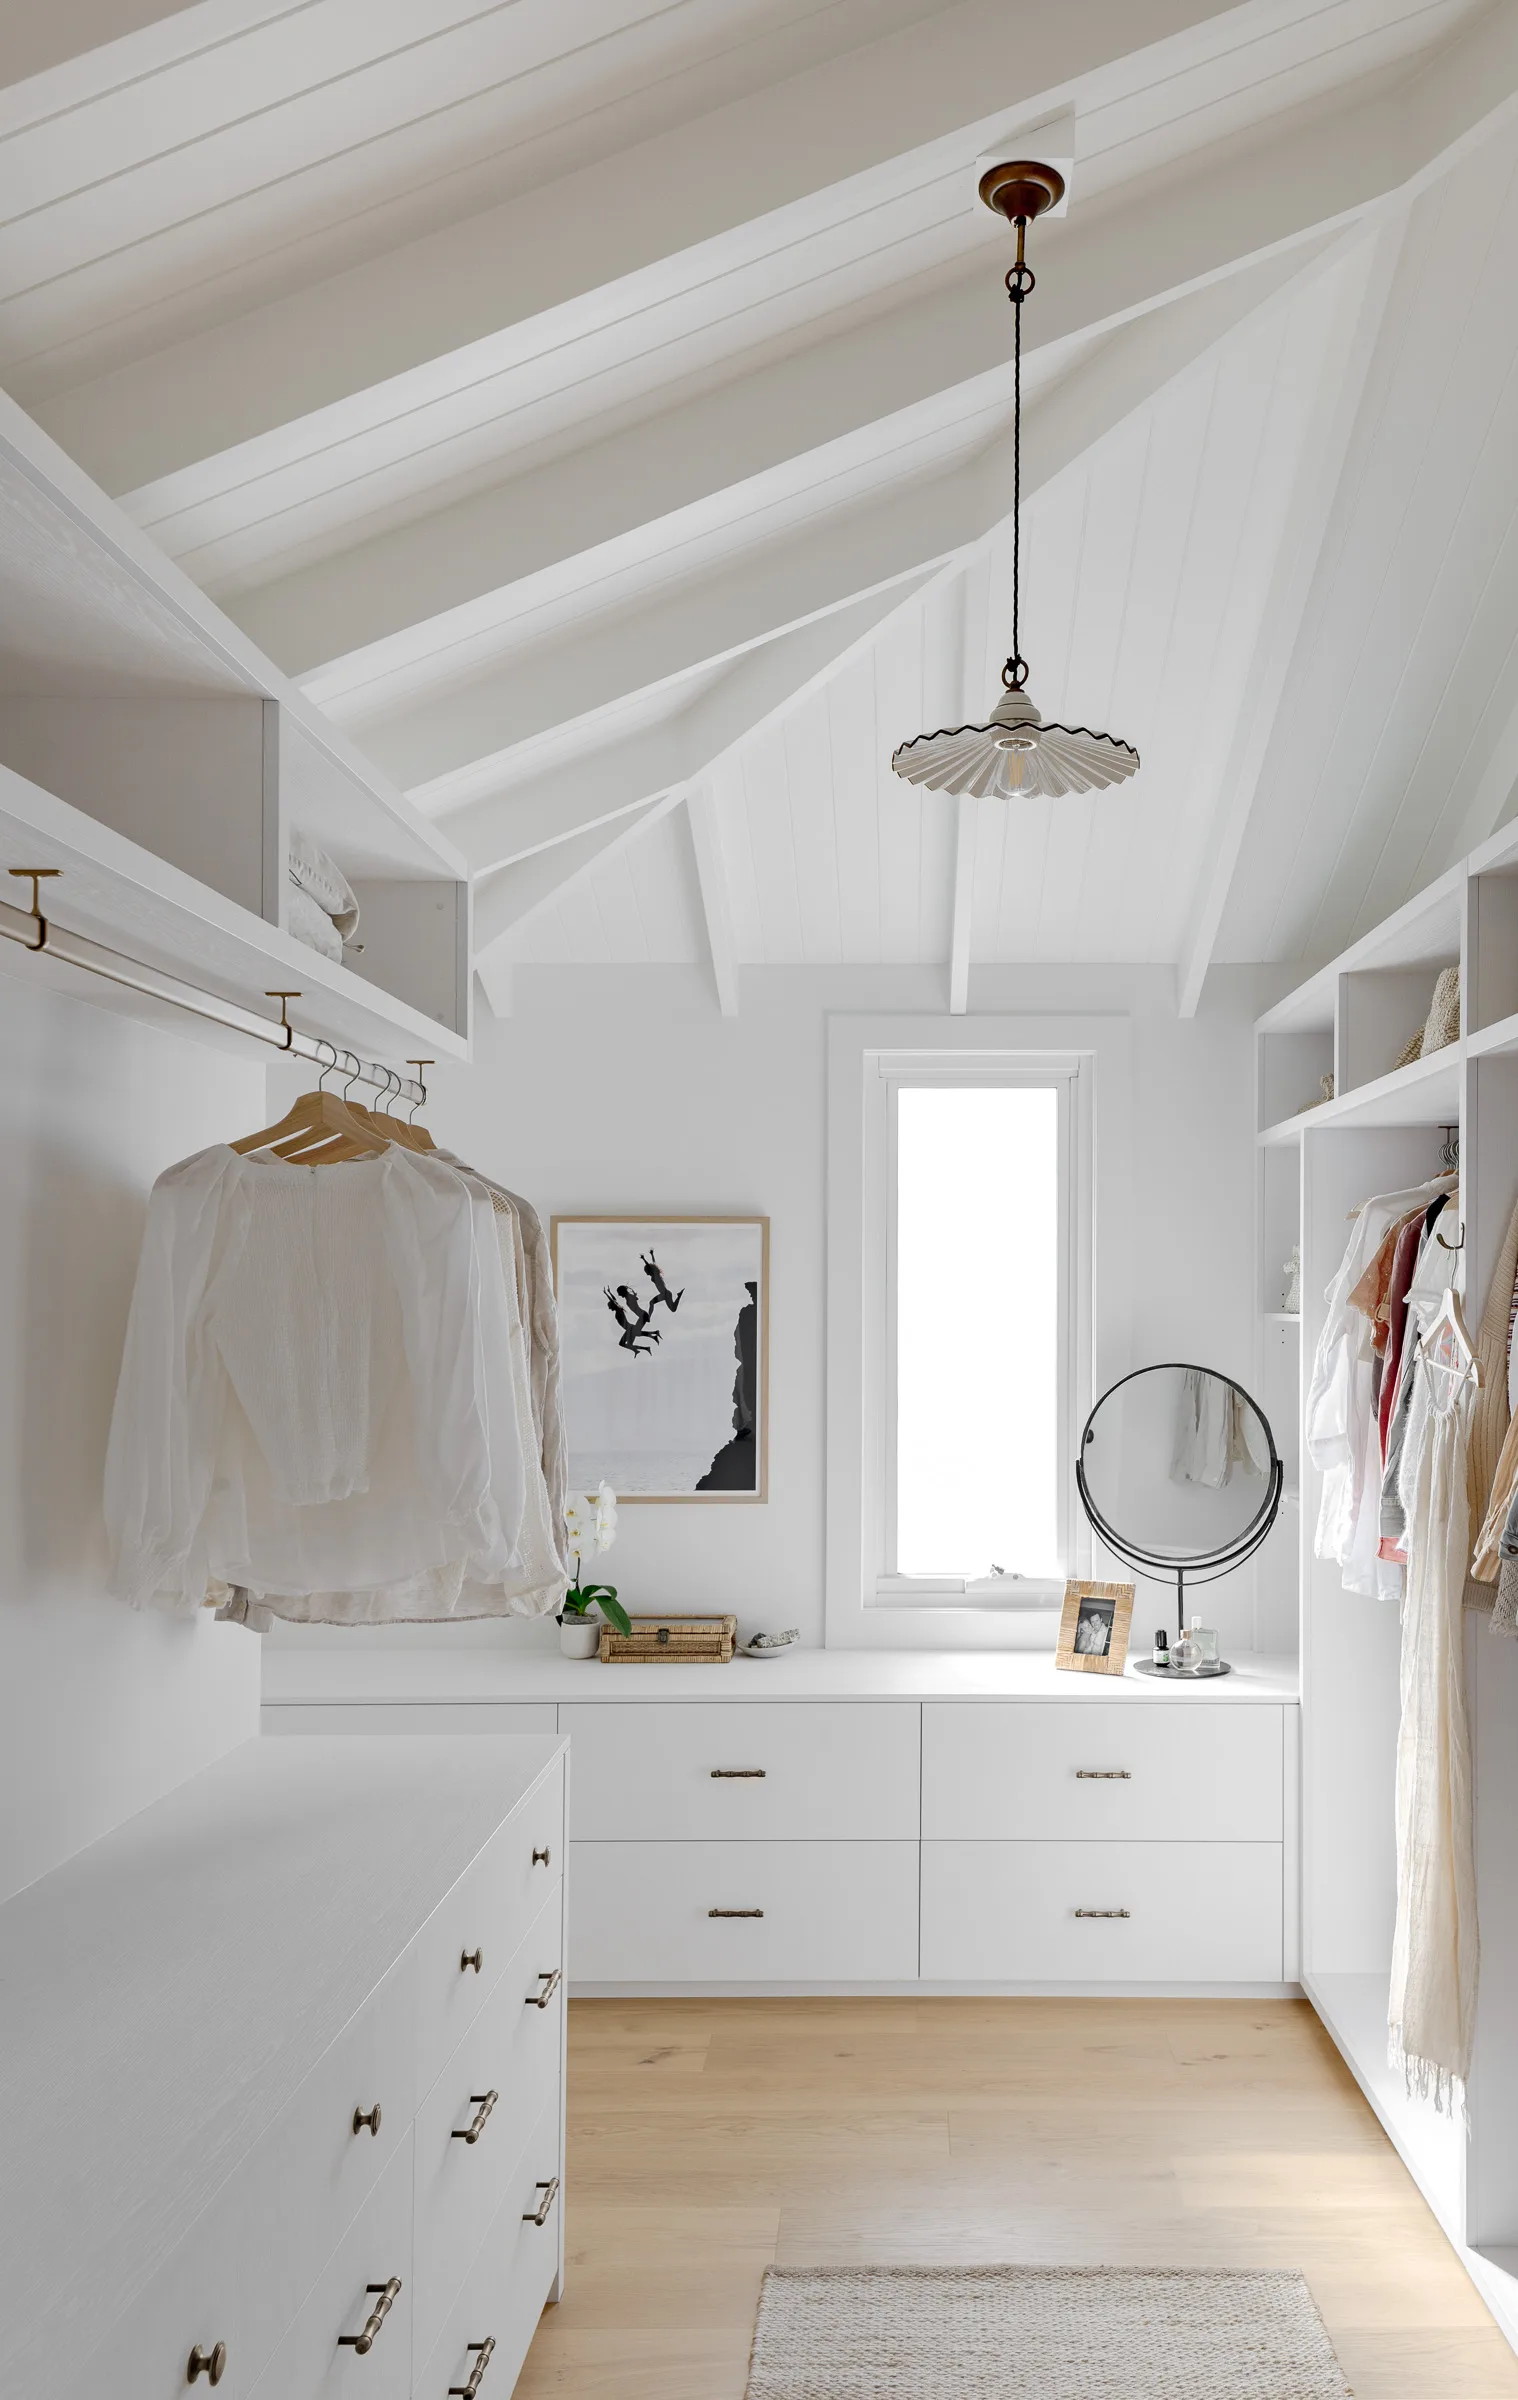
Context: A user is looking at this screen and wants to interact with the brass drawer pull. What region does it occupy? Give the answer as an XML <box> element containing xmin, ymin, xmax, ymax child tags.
<box><xmin>450</xmin><ymin>2336</ymin><xmax>497</xmax><ymax>2398</ymax></box>
<box><xmin>523</xmin><ymin>2176</ymin><xmax>560</xmax><ymax>2226</ymax></box>
<box><xmin>352</xmin><ymin>2103</ymin><xmax>382</xmax><ymax>2138</ymax></box>
<box><xmin>528</xmin><ymin>1967</ymin><xmax>562</xmax><ymax>2010</ymax></box>
<box><xmin>453</xmin><ymin>2089</ymin><xmax>499</xmax><ymax>2144</ymax></box>
<box><xmin>186</xmin><ymin>2342</ymin><xmax>226</xmax><ymax>2385</ymax></box>
<box><xmin>708</xmin><ymin>1907</ymin><xmax>764</xmax><ymax>1918</ymax></box>
<box><xmin>338</xmin><ymin>2278</ymin><xmax>402</xmax><ymax>2354</ymax></box>
<box><xmin>1073</xmin><ymin>1907</ymin><xmax>1131</xmax><ymax>1919</ymax></box>
<box><xmin>1074</xmin><ymin>1769</ymin><xmax>1132</xmax><ymax>1780</ymax></box>
<box><xmin>532</xmin><ymin>1846</ymin><xmax>551</xmax><ymax>1866</ymax></box>
<box><xmin>710</xmin><ymin>1767</ymin><xmax>766</xmax><ymax>1778</ymax></box>
<box><xmin>460</xmin><ymin>1947</ymin><xmax>483</xmax><ymax>1974</ymax></box>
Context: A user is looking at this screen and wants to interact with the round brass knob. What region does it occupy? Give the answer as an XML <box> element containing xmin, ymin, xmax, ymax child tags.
<box><xmin>187</xmin><ymin>2341</ymin><xmax>226</xmax><ymax>2385</ymax></box>
<box><xmin>460</xmin><ymin>1947</ymin><xmax>483</xmax><ymax>1974</ymax></box>
<box><xmin>352</xmin><ymin>2103</ymin><xmax>382</xmax><ymax>2137</ymax></box>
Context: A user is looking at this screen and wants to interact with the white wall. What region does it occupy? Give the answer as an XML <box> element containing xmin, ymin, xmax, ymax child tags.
<box><xmin>0</xmin><ymin>971</ymin><xmax>262</xmax><ymax>1903</ymax></box>
<box><xmin>269</xmin><ymin>960</ymin><xmax>1287</xmax><ymax>1663</ymax></box>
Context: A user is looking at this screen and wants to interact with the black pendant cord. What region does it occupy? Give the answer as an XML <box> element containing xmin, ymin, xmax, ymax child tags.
<box><xmin>1003</xmin><ymin>220</ymin><xmax>1035</xmax><ymax>693</ymax></box>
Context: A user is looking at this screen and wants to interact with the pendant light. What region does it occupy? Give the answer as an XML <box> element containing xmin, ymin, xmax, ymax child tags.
<box><xmin>891</xmin><ymin>161</ymin><xmax>1140</xmax><ymax>799</ymax></box>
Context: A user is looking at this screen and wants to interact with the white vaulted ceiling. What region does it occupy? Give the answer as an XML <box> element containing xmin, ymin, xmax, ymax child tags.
<box><xmin>2</xmin><ymin>0</ymin><xmax>1518</xmax><ymax>1013</ymax></box>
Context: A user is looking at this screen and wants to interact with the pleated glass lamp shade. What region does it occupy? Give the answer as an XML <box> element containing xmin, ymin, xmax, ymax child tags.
<box><xmin>891</xmin><ymin>684</ymin><xmax>1140</xmax><ymax>800</ymax></box>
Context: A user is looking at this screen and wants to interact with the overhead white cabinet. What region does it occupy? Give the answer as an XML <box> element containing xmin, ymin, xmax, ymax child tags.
<box><xmin>3</xmin><ymin>1736</ymin><xmax>566</xmax><ymax>2400</ymax></box>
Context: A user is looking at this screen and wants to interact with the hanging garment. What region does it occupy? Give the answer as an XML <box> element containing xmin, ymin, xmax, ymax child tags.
<box><xmin>1308</xmin><ymin>1173</ymin><xmax>1456</xmax><ymax>1599</ymax></box>
<box><xmin>1378</xmin><ymin>1197</ymin><xmax>1454</xmax><ymax>1570</ymax></box>
<box><xmin>105</xmin><ymin>1142</ymin><xmax>562</xmax><ymax>1624</ymax></box>
<box><xmin>1463</xmin><ymin>1191</ymin><xmax>1518</xmax><ymax>1626</ymax></box>
<box><xmin>1171</xmin><ymin>1369</ymin><xmax>1269</xmax><ymax>1488</ymax></box>
<box><xmin>433</xmin><ymin>1154</ymin><xmax>567</xmax><ymax>1539</ymax></box>
<box><xmin>1388</xmin><ymin>1331</ymin><xmax>1479</xmax><ymax>2107</ymax></box>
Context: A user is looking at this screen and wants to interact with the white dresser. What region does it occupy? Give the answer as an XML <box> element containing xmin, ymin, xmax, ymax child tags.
<box><xmin>265</xmin><ymin>1653</ymin><xmax>1299</xmax><ymax>1996</ymax></box>
<box><xmin>0</xmin><ymin>1735</ymin><xmax>567</xmax><ymax>2400</ymax></box>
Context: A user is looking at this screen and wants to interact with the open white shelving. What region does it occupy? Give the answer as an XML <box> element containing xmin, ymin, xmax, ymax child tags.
<box><xmin>0</xmin><ymin>387</ymin><xmax>470</xmax><ymax>1066</ymax></box>
<box><xmin>1257</xmin><ymin>824</ymin><xmax>1518</xmax><ymax>2358</ymax></box>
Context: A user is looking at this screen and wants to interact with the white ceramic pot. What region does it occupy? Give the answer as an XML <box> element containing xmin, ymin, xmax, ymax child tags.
<box><xmin>559</xmin><ymin>1616</ymin><xmax>601</xmax><ymax>1659</ymax></box>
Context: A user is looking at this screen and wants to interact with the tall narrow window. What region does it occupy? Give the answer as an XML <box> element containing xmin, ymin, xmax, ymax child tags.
<box><xmin>884</xmin><ymin>1070</ymin><xmax>1075</xmax><ymax>1595</ymax></box>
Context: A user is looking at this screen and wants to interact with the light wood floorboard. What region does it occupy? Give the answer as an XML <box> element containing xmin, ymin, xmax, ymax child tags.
<box><xmin>516</xmin><ymin>1997</ymin><xmax>1518</xmax><ymax>2399</ymax></box>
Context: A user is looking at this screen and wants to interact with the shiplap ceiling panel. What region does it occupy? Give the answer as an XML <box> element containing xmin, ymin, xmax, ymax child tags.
<box><xmin>2</xmin><ymin>1</ymin><xmax>1516</xmax><ymax>1007</ymax></box>
<box><xmin>1216</xmin><ymin>127</ymin><xmax>1518</xmax><ymax>968</ymax></box>
<box><xmin>499</xmin><ymin>802</ymin><xmax>704</xmax><ymax>966</ymax></box>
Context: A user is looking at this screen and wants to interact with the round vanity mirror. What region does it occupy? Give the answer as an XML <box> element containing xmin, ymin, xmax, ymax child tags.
<box><xmin>1076</xmin><ymin>1363</ymin><xmax>1283</xmax><ymax>1677</ymax></box>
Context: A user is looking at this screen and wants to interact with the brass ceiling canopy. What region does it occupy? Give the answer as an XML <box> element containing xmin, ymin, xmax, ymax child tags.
<box><xmin>891</xmin><ymin>157</ymin><xmax>1140</xmax><ymax>803</ymax></box>
<box><xmin>976</xmin><ymin>159</ymin><xmax>1066</xmax><ymax>225</ymax></box>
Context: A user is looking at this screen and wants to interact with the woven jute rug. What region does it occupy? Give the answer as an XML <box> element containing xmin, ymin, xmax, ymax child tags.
<box><xmin>745</xmin><ymin>2266</ymin><xmax>1352</xmax><ymax>2398</ymax></box>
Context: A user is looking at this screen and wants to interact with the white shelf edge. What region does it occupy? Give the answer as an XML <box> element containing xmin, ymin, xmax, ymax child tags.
<box><xmin>0</xmin><ymin>759</ymin><xmax>468</xmax><ymax>1062</ymax></box>
<box><xmin>1258</xmin><ymin>1042</ymin><xmax>1462</xmax><ymax>1143</ymax></box>
<box><xmin>1262</xmin><ymin>1311</ymin><xmax>1302</xmax><ymax>1325</ymax></box>
<box><xmin>1255</xmin><ymin>867</ymin><xmax>1465</xmax><ymax>1035</ymax></box>
<box><xmin>0</xmin><ymin>387</ymin><xmax>467</xmax><ymax>887</ymax></box>
<box><xmin>1467</xmin><ymin>1009</ymin><xmax>1518</xmax><ymax>1061</ymax></box>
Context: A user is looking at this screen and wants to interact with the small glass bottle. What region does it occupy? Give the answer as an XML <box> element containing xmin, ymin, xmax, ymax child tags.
<box><xmin>1153</xmin><ymin>1627</ymin><xmax>1171</xmax><ymax>1670</ymax></box>
<box><xmin>1173</xmin><ymin>1620</ymin><xmax>1199</xmax><ymax>1671</ymax></box>
<box><xmin>1187</xmin><ymin>1614</ymin><xmax>1219</xmax><ymax>1670</ymax></box>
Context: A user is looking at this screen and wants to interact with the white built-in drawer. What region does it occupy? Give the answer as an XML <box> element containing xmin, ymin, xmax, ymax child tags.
<box><xmin>921</xmin><ymin>1702</ymin><xmax>1284</xmax><ymax>1842</ymax></box>
<box><xmin>563</xmin><ymin>1702</ymin><xmax>920</xmax><ymax>1840</ymax></box>
<box><xmin>570</xmin><ymin>1840</ymin><xmax>919</xmax><ymax>1982</ymax></box>
<box><xmin>413</xmin><ymin>1884</ymin><xmax>564</xmax><ymax>2367</ymax></box>
<box><xmin>920</xmin><ymin>1840</ymin><xmax>1283</xmax><ymax>1983</ymax></box>
<box><xmin>416</xmin><ymin>1760</ymin><xmax>564</xmax><ymax>2095</ymax></box>
<box><xmin>66</xmin><ymin>2168</ymin><xmax>253</xmax><ymax>2400</ymax></box>
<box><xmin>246</xmin><ymin>2132</ymin><xmax>414</xmax><ymax>2400</ymax></box>
<box><xmin>240</xmin><ymin>1949</ymin><xmax>418</xmax><ymax>2384</ymax></box>
<box><xmin>264</xmin><ymin>1705</ymin><xmax>560</xmax><ymax>1739</ymax></box>
<box><xmin>415</xmin><ymin>2094</ymin><xmax>562</xmax><ymax>2400</ymax></box>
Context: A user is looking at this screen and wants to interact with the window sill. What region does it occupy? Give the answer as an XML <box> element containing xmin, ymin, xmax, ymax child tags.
<box><xmin>873</xmin><ymin>1576</ymin><xmax>1064</xmax><ymax>1610</ymax></box>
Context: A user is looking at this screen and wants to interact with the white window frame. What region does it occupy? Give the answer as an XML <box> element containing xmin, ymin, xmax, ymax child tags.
<box><xmin>826</xmin><ymin>1015</ymin><xmax>1131</xmax><ymax>1652</ymax></box>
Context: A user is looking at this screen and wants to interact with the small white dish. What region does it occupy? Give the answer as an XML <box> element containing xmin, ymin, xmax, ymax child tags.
<box><xmin>741</xmin><ymin>1631</ymin><xmax>800</xmax><ymax>1660</ymax></box>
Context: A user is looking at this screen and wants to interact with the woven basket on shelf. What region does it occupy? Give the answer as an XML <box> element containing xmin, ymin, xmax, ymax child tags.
<box><xmin>599</xmin><ymin>1613</ymin><xmax>738</xmax><ymax>1663</ymax></box>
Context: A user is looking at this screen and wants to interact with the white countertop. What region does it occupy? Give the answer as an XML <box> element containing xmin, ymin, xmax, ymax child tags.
<box><xmin>0</xmin><ymin>1733</ymin><xmax>564</xmax><ymax>2387</ymax></box>
<box><xmin>262</xmin><ymin>1647</ymin><xmax>1299</xmax><ymax>1706</ymax></box>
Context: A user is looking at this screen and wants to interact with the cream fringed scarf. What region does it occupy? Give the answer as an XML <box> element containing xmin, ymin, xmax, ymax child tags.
<box><xmin>1389</xmin><ymin>1353</ymin><xmax>1479</xmax><ymax>2109</ymax></box>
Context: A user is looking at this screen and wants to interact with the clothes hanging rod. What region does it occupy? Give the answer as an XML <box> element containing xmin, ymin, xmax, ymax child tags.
<box><xmin>0</xmin><ymin>870</ymin><xmax>427</xmax><ymax>1107</ymax></box>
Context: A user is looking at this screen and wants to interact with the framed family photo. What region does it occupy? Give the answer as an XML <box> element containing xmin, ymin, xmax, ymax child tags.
<box><xmin>550</xmin><ymin>1217</ymin><xmax>769</xmax><ymax>1503</ymax></box>
<box><xmin>1055</xmin><ymin>1579</ymin><xmax>1134</xmax><ymax>1676</ymax></box>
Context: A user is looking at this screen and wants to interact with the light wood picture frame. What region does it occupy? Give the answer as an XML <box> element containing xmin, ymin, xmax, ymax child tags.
<box><xmin>1056</xmin><ymin>1579</ymin><xmax>1134</xmax><ymax>1675</ymax></box>
<box><xmin>550</xmin><ymin>1216</ymin><xmax>769</xmax><ymax>1503</ymax></box>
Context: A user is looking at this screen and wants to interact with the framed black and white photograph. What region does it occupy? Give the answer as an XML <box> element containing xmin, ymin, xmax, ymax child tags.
<box><xmin>550</xmin><ymin>1217</ymin><xmax>769</xmax><ymax>1503</ymax></box>
<box><xmin>1055</xmin><ymin>1579</ymin><xmax>1134</xmax><ymax>1677</ymax></box>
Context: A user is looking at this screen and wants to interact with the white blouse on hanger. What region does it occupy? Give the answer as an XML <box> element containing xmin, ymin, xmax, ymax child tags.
<box><xmin>105</xmin><ymin>1143</ymin><xmax>549</xmax><ymax>1621</ymax></box>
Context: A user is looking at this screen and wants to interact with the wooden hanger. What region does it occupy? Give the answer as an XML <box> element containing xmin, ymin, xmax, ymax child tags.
<box><xmin>360</xmin><ymin>1065</ymin><xmax>436</xmax><ymax>1154</ymax></box>
<box><xmin>230</xmin><ymin>1045</ymin><xmax>389</xmax><ymax>1163</ymax></box>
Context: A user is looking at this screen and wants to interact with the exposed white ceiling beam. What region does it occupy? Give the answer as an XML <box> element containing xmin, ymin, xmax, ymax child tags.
<box><xmin>430</xmin><ymin>587</ymin><xmax>922</xmax><ymax>874</ymax></box>
<box><xmin>945</xmin><ymin>553</ymin><xmax>990</xmax><ymax>1013</ymax></box>
<box><xmin>311</xmin><ymin>253</ymin><xmax>1303</xmax><ymax>794</ymax></box>
<box><xmin>31</xmin><ymin>0</ymin><xmax>1242</xmax><ymax>487</ymax></box>
<box><xmin>471</xmin><ymin>795</ymin><xmax>670</xmax><ymax>955</ymax></box>
<box><xmin>685</xmin><ymin>787</ymin><xmax>739</xmax><ymax>1018</ymax></box>
<box><xmin>1176</xmin><ymin>224</ymin><xmax>1404</xmax><ymax>1017</ymax></box>
<box><xmin>135</xmin><ymin>38</ymin><xmax>1484</xmax><ymax>665</ymax></box>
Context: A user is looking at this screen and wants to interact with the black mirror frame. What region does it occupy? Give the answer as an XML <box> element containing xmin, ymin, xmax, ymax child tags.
<box><xmin>1075</xmin><ymin>1361</ymin><xmax>1284</xmax><ymax>1642</ymax></box>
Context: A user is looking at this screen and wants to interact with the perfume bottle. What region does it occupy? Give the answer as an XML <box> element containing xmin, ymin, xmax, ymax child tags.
<box><xmin>1184</xmin><ymin>1614</ymin><xmax>1219</xmax><ymax>1670</ymax></box>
